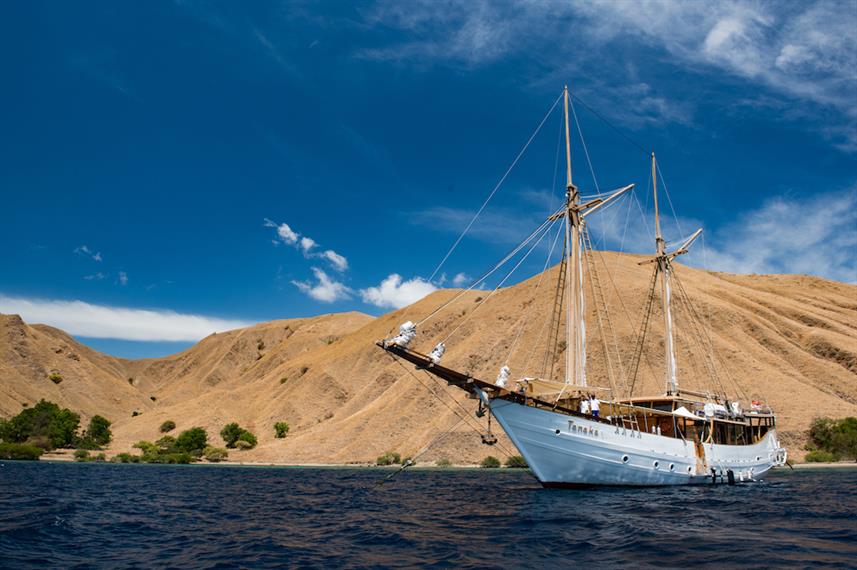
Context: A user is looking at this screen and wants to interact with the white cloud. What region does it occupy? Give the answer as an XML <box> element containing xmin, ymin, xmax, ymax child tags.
<box><xmin>118</xmin><ymin>271</ymin><xmax>129</xmax><ymax>286</ymax></box>
<box><xmin>451</xmin><ymin>272</ymin><xmax>470</xmax><ymax>287</ymax></box>
<box><xmin>74</xmin><ymin>245</ymin><xmax>102</xmax><ymax>262</ymax></box>
<box><xmin>277</xmin><ymin>223</ymin><xmax>299</xmax><ymax>245</ymax></box>
<box><xmin>300</xmin><ymin>236</ymin><xmax>316</xmax><ymax>253</ymax></box>
<box><xmin>0</xmin><ymin>295</ymin><xmax>251</xmax><ymax>342</ymax></box>
<box><xmin>265</xmin><ymin>218</ymin><xmax>348</xmax><ymax>272</ymax></box>
<box><xmin>357</xmin><ymin>1</ymin><xmax>857</xmax><ymax>148</ymax></box>
<box><xmin>322</xmin><ymin>249</ymin><xmax>348</xmax><ymax>272</ymax></box>
<box><xmin>693</xmin><ymin>188</ymin><xmax>857</xmax><ymax>283</ymax></box>
<box><xmin>360</xmin><ymin>274</ymin><xmax>437</xmax><ymax>309</ymax></box>
<box><xmin>292</xmin><ymin>267</ymin><xmax>352</xmax><ymax>303</ymax></box>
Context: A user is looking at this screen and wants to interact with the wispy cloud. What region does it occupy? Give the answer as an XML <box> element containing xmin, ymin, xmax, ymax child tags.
<box><xmin>264</xmin><ymin>218</ymin><xmax>348</xmax><ymax>272</ymax></box>
<box><xmin>360</xmin><ymin>274</ymin><xmax>437</xmax><ymax>309</ymax></box>
<box><xmin>410</xmin><ymin>205</ymin><xmax>544</xmax><ymax>246</ymax></box>
<box><xmin>74</xmin><ymin>245</ymin><xmax>102</xmax><ymax>262</ymax></box>
<box><xmin>585</xmin><ymin>185</ymin><xmax>857</xmax><ymax>283</ymax></box>
<box><xmin>694</xmin><ymin>187</ymin><xmax>857</xmax><ymax>283</ymax></box>
<box><xmin>292</xmin><ymin>267</ymin><xmax>352</xmax><ymax>303</ymax></box>
<box><xmin>0</xmin><ymin>294</ymin><xmax>251</xmax><ymax>342</ymax></box>
<box><xmin>83</xmin><ymin>272</ymin><xmax>106</xmax><ymax>281</ymax></box>
<box><xmin>356</xmin><ymin>1</ymin><xmax>857</xmax><ymax>148</ymax></box>
<box><xmin>118</xmin><ymin>271</ymin><xmax>129</xmax><ymax>286</ymax></box>
<box><xmin>451</xmin><ymin>272</ymin><xmax>470</xmax><ymax>287</ymax></box>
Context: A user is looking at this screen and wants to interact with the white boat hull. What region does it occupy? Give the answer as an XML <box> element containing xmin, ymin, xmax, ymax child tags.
<box><xmin>488</xmin><ymin>397</ymin><xmax>786</xmax><ymax>487</ymax></box>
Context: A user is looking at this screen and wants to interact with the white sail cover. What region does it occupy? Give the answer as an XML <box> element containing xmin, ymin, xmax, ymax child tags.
<box><xmin>495</xmin><ymin>365</ymin><xmax>511</xmax><ymax>388</ymax></box>
<box><xmin>391</xmin><ymin>321</ymin><xmax>416</xmax><ymax>347</ymax></box>
<box><xmin>704</xmin><ymin>402</ymin><xmax>728</xmax><ymax>417</ymax></box>
<box><xmin>673</xmin><ymin>406</ymin><xmax>701</xmax><ymax>421</ymax></box>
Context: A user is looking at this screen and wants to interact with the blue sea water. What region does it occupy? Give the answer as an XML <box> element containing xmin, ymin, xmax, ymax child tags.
<box><xmin>0</xmin><ymin>462</ymin><xmax>855</xmax><ymax>569</ymax></box>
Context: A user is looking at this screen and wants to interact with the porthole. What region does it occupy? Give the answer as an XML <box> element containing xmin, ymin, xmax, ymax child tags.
<box><xmin>669</xmin><ymin>463</ymin><xmax>675</xmax><ymax>471</ymax></box>
<box><xmin>622</xmin><ymin>455</ymin><xmax>629</xmax><ymax>463</ymax></box>
<box><xmin>653</xmin><ymin>461</ymin><xmax>659</xmax><ymax>469</ymax></box>
<box><xmin>687</xmin><ymin>466</ymin><xmax>693</xmax><ymax>473</ymax></box>
<box><xmin>555</xmin><ymin>429</ymin><xmax>560</xmax><ymax>435</ymax></box>
<box><xmin>755</xmin><ymin>456</ymin><xmax>760</xmax><ymax>461</ymax></box>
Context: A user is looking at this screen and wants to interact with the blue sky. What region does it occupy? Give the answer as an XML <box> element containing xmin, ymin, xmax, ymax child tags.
<box><xmin>1</xmin><ymin>1</ymin><xmax>855</xmax><ymax>358</ymax></box>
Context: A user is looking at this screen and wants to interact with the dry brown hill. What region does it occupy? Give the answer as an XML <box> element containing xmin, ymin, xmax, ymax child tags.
<box><xmin>1</xmin><ymin>252</ymin><xmax>855</xmax><ymax>463</ymax></box>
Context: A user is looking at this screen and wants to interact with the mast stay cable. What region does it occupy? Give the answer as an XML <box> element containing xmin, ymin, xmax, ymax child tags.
<box><xmin>427</xmin><ymin>92</ymin><xmax>563</xmax><ymax>283</ymax></box>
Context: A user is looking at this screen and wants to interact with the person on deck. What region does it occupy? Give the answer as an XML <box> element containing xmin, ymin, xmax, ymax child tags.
<box><xmin>580</xmin><ymin>398</ymin><xmax>590</xmax><ymax>415</ymax></box>
<box><xmin>591</xmin><ymin>397</ymin><xmax>600</xmax><ymax>419</ymax></box>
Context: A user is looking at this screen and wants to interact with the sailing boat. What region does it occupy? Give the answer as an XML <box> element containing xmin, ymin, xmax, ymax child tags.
<box><xmin>379</xmin><ymin>86</ymin><xmax>787</xmax><ymax>487</ymax></box>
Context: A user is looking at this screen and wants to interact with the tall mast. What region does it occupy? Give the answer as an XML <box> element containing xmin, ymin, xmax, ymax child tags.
<box><xmin>652</xmin><ymin>152</ymin><xmax>678</xmax><ymax>394</ymax></box>
<box><xmin>563</xmin><ymin>86</ymin><xmax>585</xmax><ymax>386</ymax></box>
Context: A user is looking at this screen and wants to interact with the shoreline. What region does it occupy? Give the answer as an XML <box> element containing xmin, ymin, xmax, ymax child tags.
<box><xmin>789</xmin><ymin>461</ymin><xmax>857</xmax><ymax>469</ymax></box>
<box><xmin>26</xmin><ymin>454</ymin><xmax>857</xmax><ymax>470</ymax></box>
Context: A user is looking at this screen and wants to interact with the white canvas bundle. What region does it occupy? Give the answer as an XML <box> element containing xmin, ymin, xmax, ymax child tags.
<box><xmin>429</xmin><ymin>342</ymin><xmax>445</xmax><ymax>363</ymax></box>
<box><xmin>495</xmin><ymin>365</ymin><xmax>511</xmax><ymax>387</ymax></box>
<box><xmin>391</xmin><ymin>321</ymin><xmax>417</xmax><ymax>347</ymax></box>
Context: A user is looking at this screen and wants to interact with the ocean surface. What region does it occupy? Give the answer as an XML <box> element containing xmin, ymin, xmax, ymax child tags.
<box><xmin>1</xmin><ymin>462</ymin><xmax>855</xmax><ymax>569</ymax></box>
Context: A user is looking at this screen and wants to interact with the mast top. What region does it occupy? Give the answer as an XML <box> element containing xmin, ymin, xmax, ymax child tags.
<box><xmin>652</xmin><ymin>151</ymin><xmax>664</xmax><ymax>249</ymax></box>
<box><xmin>562</xmin><ymin>86</ymin><xmax>576</xmax><ymax>202</ymax></box>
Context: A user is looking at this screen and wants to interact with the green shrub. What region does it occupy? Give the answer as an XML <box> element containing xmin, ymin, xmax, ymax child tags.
<box><xmin>93</xmin><ymin>453</ymin><xmax>106</xmax><ymax>462</ymax></box>
<box><xmin>155</xmin><ymin>436</ymin><xmax>177</xmax><ymax>453</ymax></box>
<box><xmin>805</xmin><ymin>450</ymin><xmax>838</xmax><ymax>463</ymax></box>
<box><xmin>435</xmin><ymin>458</ymin><xmax>452</xmax><ymax>467</ymax></box>
<box><xmin>175</xmin><ymin>427</ymin><xmax>207</xmax><ymax>457</ymax></box>
<box><xmin>234</xmin><ymin>439</ymin><xmax>254</xmax><ymax>450</ymax></box>
<box><xmin>220</xmin><ymin>423</ymin><xmax>244</xmax><ymax>448</ymax></box>
<box><xmin>505</xmin><ymin>455</ymin><xmax>528</xmax><ymax>468</ymax></box>
<box><xmin>300</xmin><ymin>366</ymin><xmax>309</xmax><ymax>375</ymax></box>
<box><xmin>48</xmin><ymin>372</ymin><xmax>63</xmax><ymax>384</ymax></box>
<box><xmin>220</xmin><ymin>423</ymin><xmax>256</xmax><ymax>449</ymax></box>
<box><xmin>133</xmin><ymin>440</ymin><xmax>158</xmax><ymax>454</ymax></box>
<box><xmin>237</xmin><ymin>431</ymin><xmax>257</xmax><ymax>449</ymax></box>
<box><xmin>85</xmin><ymin>415</ymin><xmax>112</xmax><ymax>446</ymax></box>
<box><xmin>0</xmin><ymin>400</ymin><xmax>80</xmax><ymax>449</ymax></box>
<box><xmin>376</xmin><ymin>451</ymin><xmax>401</xmax><ymax>466</ymax></box>
<box><xmin>0</xmin><ymin>442</ymin><xmax>43</xmax><ymax>460</ymax></box>
<box><xmin>808</xmin><ymin>417</ymin><xmax>857</xmax><ymax>460</ymax></box>
<box><xmin>112</xmin><ymin>452</ymin><xmax>141</xmax><ymax>463</ymax></box>
<box><xmin>74</xmin><ymin>436</ymin><xmax>101</xmax><ymax>450</ymax></box>
<box><xmin>279</xmin><ymin>377</ymin><xmax>288</xmax><ymax>385</ymax></box>
<box><xmin>160</xmin><ymin>421</ymin><xmax>176</xmax><ymax>433</ymax></box>
<box><xmin>160</xmin><ymin>452</ymin><xmax>192</xmax><ymax>464</ymax></box>
<box><xmin>132</xmin><ymin>411</ymin><xmax>141</xmax><ymax>417</ymax></box>
<box><xmin>204</xmin><ymin>446</ymin><xmax>229</xmax><ymax>462</ymax></box>
<box><xmin>480</xmin><ymin>456</ymin><xmax>501</xmax><ymax>468</ymax></box>
<box><xmin>74</xmin><ymin>449</ymin><xmax>90</xmax><ymax>462</ymax></box>
<box><xmin>274</xmin><ymin>422</ymin><xmax>290</xmax><ymax>438</ymax></box>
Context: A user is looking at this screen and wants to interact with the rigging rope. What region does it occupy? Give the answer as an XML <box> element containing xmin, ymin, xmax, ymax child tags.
<box><xmin>655</xmin><ymin>162</ymin><xmax>685</xmax><ymax>241</ymax></box>
<box><xmin>569</xmin><ymin>93</ymin><xmax>600</xmax><ymax>193</ymax></box>
<box><xmin>569</xmin><ymin>91</ymin><xmax>650</xmax><ymax>156</ymax></box>
<box><xmin>440</xmin><ymin>218</ymin><xmax>556</xmax><ymax>345</ymax></box>
<box><xmin>428</xmin><ymin>92</ymin><xmax>563</xmax><ymax>282</ymax></box>
<box><xmin>502</xmin><ymin>221</ymin><xmax>565</xmax><ymax>367</ymax></box>
<box><xmin>417</xmin><ymin>213</ymin><xmax>558</xmax><ymax>327</ymax></box>
<box><xmin>385</xmin><ymin>353</ymin><xmax>518</xmax><ymax>459</ymax></box>
<box><xmin>581</xmin><ymin>225</ymin><xmax>619</xmax><ymax>397</ymax></box>
<box><xmin>628</xmin><ymin>266</ymin><xmax>660</xmax><ymax>396</ymax></box>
